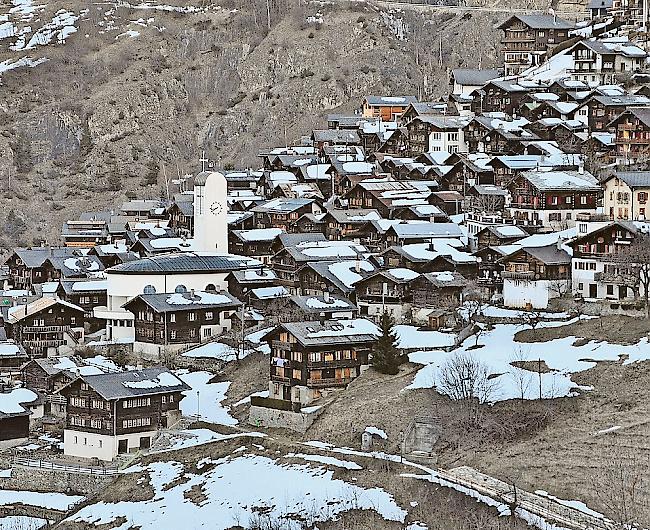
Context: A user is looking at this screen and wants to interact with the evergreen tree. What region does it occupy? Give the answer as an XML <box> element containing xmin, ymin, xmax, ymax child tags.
<box><xmin>373</xmin><ymin>311</ymin><xmax>401</xmax><ymax>375</ymax></box>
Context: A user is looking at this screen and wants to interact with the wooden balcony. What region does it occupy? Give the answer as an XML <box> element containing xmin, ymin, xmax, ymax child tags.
<box><xmin>307</xmin><ymin>377</ymin><xmax>353</xmax><ymax>388</ymax></box>
<box><xmin>270</xmin><ymin>375</ymin><xmax>290</xmax><ymax>383</ymax></box>
<box><xmin>21</xmin><ymin>325</ymin><xmax>70</xmax><ymax>333</ymax></box>
<box><xmin>502</xmin><ymin>271</ymin><xmax>535</xmax><ymax>281</ymax></box>
<box><xmin>306</xmin><ymin>359</ymin><xmax>359</xmax><ymax>369</ymax></box>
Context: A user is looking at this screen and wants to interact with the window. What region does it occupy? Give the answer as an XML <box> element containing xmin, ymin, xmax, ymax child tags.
<box><xmin>162</xmin><ymin>396</ymin><xmax>167</xmax><ymax>404</ymax></box>
<box><xmin>122</xmin><ymin>417</ymin><xmax>152</xmax><ymax>429</ymax></box>
<box><xmin>170</xmin><ymin>330</ymin><xmax>177</xmax><ymax>340</ymax></box>
<box><xmin>169</xmin><ymin>395</ymin><xmax>174</xmax><ymax>403</ymax></box>
<box><xmin>189</xmin><ymin>328</ymin><xmax>197</xmax><ymax>338</ymax></box>
<box><xmin>448</xmin><ymin>132</ymin><xmax>459</xmax><ymax>142</ymax></box>
<box><xmin>205</xmin><ymin>311</ymin><xmax>213</xmax><ymax>320</ymax></box>
<box><xmin>70</xmin><ymin>397</ymin><xmax>86</xmax><ymax>408</ymax></box>
<box><xmin>143</xmin><ymin>285</ymin><xmax>156</xmax><ymax>294</ymax></box>
<box><xmin>538</xmin><ymin>31</ymin><xmax>545</xmax><ymax>36</ymax></box>
<box><xmin>188</xmin><ymin>312</ymin><xmax>196</xmax><ymax>322</ymax></box>
<box><xmin>91</xmin><ymin>419</ymin><xmax>102</xmax><ymax>429</ymax></box>
<box><xmin>565</xmin><ymin>196</ymin><xmax>572</xmax><ymax>204</ymax></box>
<box><xmin>91</xmin><ymin>399</ymin><xmax>104</xmax><ymax>409</ymax></box>
<box><xmin>175</xmin><ymin>285</ymin><xmax>187</xmax><ymax>294</ymax></box>
<box><xmin>292</xmin><ymin>369</ymin><xmax>302</xmax><ymax>379</ymax></box>
<box><xmin>123</xmin><ymin>397</ymin><xmax>151</xmax><ymax>408</ymax></box>
<box><xmin>607</xmin><ymin>285</ymin><xmax>614</xmax><ymax>295</ymax></box>
<box><xmin>551</xmin><ymin>196</ymin><xmax>558</xmax><ymax>205</ymax></box>
<box><xmin>639</xmin><ymin>192</ymin><xmax>648</xmax><ymax>203</ymax></box>
<box><xmin>169</xmin><ymin>313</ymin><xmax>176</xmax><ymax>323</ymax></box>
<box><xmin>580</xmin><ymin>195</ymin><xmax>587</xmax><ymax>205</ymax></box>
<box><xmin>203</xmin><ymin>328</ymin><xmax>212</xmax><ymax>338</ymax></box>
<box><xmin>70</xmin><ymin>416</ymin><xmax>85</xmax><ymax>427</ymax></box>
<box><xmin>566</xmin><ymin>213</ymin><xmax>572</xmax><ymax>220</ymax></box>
<box><xmin>578</xmin><ymin>283</ymin><xmax>584</xmax><ymax>290</ymax></box>
<box><xmin>549</xmin><ymin>212</ymin><xmax>561</xmax><ymax>221</ymax></box>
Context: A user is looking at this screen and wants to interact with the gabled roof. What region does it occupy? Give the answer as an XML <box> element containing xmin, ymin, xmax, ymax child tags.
<box><xmin>568</xmin><ymin>221</ymin><xmax>637</xmax><ymax>247</ymax></box>
<box><xmin>106</xmin><ymin>253</ymin><xmax>261</xmax><ymax>275</ymax></box>
<box><xmin>124</xmin><ymin>291</ymin><xmax>241</xmax><ymax>313</ymax></box>
<box><xmin>273</xmin><ymin>318</ymin><xmax>379</xmax><ymax>347</ymax></box>
<box><xmin>290</xmin><ymin>294</ymin><xmax>357</xmax><ymax>313</ymax></box>
<box><xmin>608</xmin><ymin>106</ymin><xmax>650</xmax><ymax>128</ymax></box>
<box><xmin>498</xmin><ymin>14</ymin><xmax>574</xmax><ymax>30</ymax></box>
<box><xmin>388</xmin><ymin>222</ymin><xmax>463</xmax><ymax>239</ymax></box>
<box><xmin>364</xmin><ymin>95</ymin><xmax>418</xmax><ymax>107</ymax></box>
<box><xmin>606</xmin><ymin>171</ymin><xmax>650</xmax><ymax>188</ymax></box>
<box><xmin>504</xmin><ymin>244</ymin><xmax>571</xmax><ymax>265</ymax></box>
<box><xmin>59</xmin><ymin>367</ymin><xmax>190</xmax><ymax>400</ymax></box>
<box><xmin>452</xmin><ymin>68</ymin><xmax>500</xmax><ymax>86</ymax></box>
<box><xmin>312</xmin><ymin>129</ymin><xmax>360</xmax><ymax>144</ymax></box>
<box><xmin>252</xmin><ymin>198</ymin><xmax>315</xmax><ymax>214</ymax></box>
<box><xmin>519</xmin><ymin>169</ymin><xmax>600</xmax><ymax>191</ymax></box>
<box><xmin>6</xmin><ymin>247</ymin><xmax>79</xmax><ymax>268</ymax></box>
<box><xmin>6</xmin><ymin>298</ymin><xmax>84</xmax><ymax>324</ymax></box>
<box><xmin>417</xmin><ymin>271</ymin><xmax>468</xmax><ymax>288</ymax></box>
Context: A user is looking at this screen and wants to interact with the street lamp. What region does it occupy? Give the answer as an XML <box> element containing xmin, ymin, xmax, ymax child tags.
<box><xmin>196</xmin><ymin>390</ymin><xmax>200</xmax><ymax>421</ymax></box>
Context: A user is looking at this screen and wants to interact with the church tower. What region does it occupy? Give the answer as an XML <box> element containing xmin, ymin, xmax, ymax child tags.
<box><xmin>193</xmin><ymin>171</ymin><xmax>228</xmax><ymax>253</ymax></box>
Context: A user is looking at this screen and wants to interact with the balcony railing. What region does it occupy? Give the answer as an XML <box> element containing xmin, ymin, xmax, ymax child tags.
<box><xmin>307</xmin><ymin>377</ymin><xmax>353</xmax><ymax>388</ymax></box>
<box><xmin>307</xmin><ymin>359</ymin><xmax>359</xmax><ymax>369</ymax></box>
<box><xmin>20</xmin><ymin>326</ymin><xmax>70</xmax><ymax>333</ymax></box>
<box><xmin>270</xmin><ymin>375</ymin><xmax>290</xmax><ymax>383</ymax></box>
<box><xmin>502</xmin><ymin>271</ymin><xmax>536</xmax><ymax>280</ymax></box>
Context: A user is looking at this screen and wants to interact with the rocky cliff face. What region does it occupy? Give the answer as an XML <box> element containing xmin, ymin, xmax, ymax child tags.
<box><xmin>0</xmin><ymin>0</ymin><xmax>503</xmax><ymax>248</ymax></box>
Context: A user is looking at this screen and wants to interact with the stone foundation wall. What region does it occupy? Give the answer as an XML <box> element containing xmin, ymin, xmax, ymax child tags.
<box><xmin>248</xmin><ymin>406</ymin><xmax>320</xmax><ymax>433</ymax></box>
<box><xmin>4</xmin><ymin>465</ymin><xmax>114</xmax><ymax>495</ymax></box>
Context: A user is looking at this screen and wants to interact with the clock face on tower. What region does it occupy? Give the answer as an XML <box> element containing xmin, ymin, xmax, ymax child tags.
<box><xmin>209</xmin><ymin>201</ymin><xmax>224</xmax><ymax>215</ymax></box>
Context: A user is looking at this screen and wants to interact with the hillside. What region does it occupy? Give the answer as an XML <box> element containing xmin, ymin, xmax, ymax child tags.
<box><xmin>0</xmin><ymin>0</ymin><xmax>505</xmax><ymax>249</ymax></box>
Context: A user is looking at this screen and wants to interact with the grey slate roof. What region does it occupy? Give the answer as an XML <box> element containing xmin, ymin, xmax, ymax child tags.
<box><xmin>523</xmin><ymin>244</ymin><xmax>571</xmax><ymax>265</ymax></box>
<box><xmin>452</xmin><ymin>69</ymin><xmax>500</xmax><ymax>86</ymax></box>
<box><xmin>106</xmin><ymin>253</ymin><xmax>260</xmax><ymax>275</ymax></box>
<box><xmin>365</xmin><ymin>95</ymin><xmax>418</xmax><ymax>106</ymax></box>
<box><xmin>312</xmin><ymin>130</ymin><xmax>360</xmax><ymax>144</ymax></box>
<box><xmin>125</xmin><ymin>291</ymin><xmax>241</xmax><ymax>313</ymax></box>
<box><xmin>71</xmin><ymin>368</ymin><xmax>191</xmax><ymax>400</ymax></box>
<box><xmin>279</xmin><ymin>320</ymin><xmax>378</xmax><ymax>347</ymax></box>
<box><xmin>611</xmin><ymin>171</ymin><xmax>650</xmax><ymax>188</ymax></box>
<box><xmin>290</xmin><ymin>294</ymin><xmax>357</xmax><ymax>313</ymax></box>
<box><xmin>277</xmin><ymin>232</ymin><xmax>327</xmax><ymax>248</ymax></box>
<box><xmin>499</xmin><ymin>14</ymin><xmax>574</xmax><ymax>30</ymax></box>
<box><xmin>389</xmin><ymin>222</ymin><xmax>463</xmax><ymax>239</ymax></box>
<box><xmin>8</xmin><ymin>248</ymin><xmax>78</xmax><ymax>268</ymax></box>
<box><xmin>419</xmin><ymin>271</ymin><xmax>468</xmax><ymax>288</ymax></box>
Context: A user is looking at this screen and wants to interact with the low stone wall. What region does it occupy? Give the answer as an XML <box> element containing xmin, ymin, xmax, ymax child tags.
<box><xmin>6</xmin><ymin>464</ymin><xmax>114</xmax><ymax>495</ymax></box>
<box><xmin>248</xmin><ymin>405</ymin><xmax>320</xmax><ymax>433</ymax></box>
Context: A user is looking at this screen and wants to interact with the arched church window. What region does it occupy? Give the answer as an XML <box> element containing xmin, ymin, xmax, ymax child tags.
<box><xmin>205</xmin><ymin>283</ymin><xmax>217</xmax><ymax>292</ymax></box>
<box><xmin>143</xmin><ymin>285</ymin><xmax>156</xmax><ymax>295</ymax></box>
<box><xmin>175</xmin><ymin>285</ymin><xmax>188</xmax><ymax>294</ymax></box>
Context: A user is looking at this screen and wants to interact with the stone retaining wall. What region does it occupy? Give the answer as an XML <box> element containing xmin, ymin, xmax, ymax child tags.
<box><xmin>248</xmin><ymin>406</ymin><xmax>320</xmax><ymax>433</ymax></box>
<box><xmin>5</xmin><ymin>464</ymin><xmax>114</xmax><ymax>495</ymax></box>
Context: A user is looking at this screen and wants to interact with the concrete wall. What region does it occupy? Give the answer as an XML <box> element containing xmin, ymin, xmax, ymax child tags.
<box><xmin>248</xmin><ymin>405</ymin><xmax>320</xmax><ymax>433</ymax></box>
<box><xmin>64</xmin><ymin>429</ymin><xmax>156</xmax><ymax>461</ymax></box>
<box><xmin>503</xmin><ymin>278</ymin><xmax>553</xmax><ymax>309</ymax></box>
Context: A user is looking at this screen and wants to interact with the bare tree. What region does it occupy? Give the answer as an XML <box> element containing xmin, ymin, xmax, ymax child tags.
<box><xmin>591</xmin><ymin>441</ymin><xmax>649</xmax><ymax>527</ymax></box>
<box><xmin>462</xmin><ymin>280</ymin><xmax>487</xmax><ymax>325</ymax></box>
<box><xmin>437</xmin><ymin>352</ymin><xmax>499</xmax><ymax>425</ymax></box>
<box><xmin>610</xmin><ymin>232</ymin><xmax>650</xmax><ymax>317</ymax></box>
<box><xmin>518</xmin><ymin>310</ymin><xmax>545</xmax><ymax>337</ymax></box>
<box><xmin>508</xmin><ymin>349</ymin><xmax>534</xmax><ymax>403</ymax></box>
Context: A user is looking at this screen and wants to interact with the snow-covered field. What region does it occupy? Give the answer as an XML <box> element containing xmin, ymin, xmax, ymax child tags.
<box><xmin>0</xmin><ymin>516</ymin><xmax>48</xmax><ymax>530</ymax></box>
<box><xmin>406</xmin><ymin>317</ymin><xmax>650</xmax><ymax>401</ymax></box>
<box><xmin>67</xmin><ymin>448</ymin><xmax>406</xmax><ymax>529</ymax></box>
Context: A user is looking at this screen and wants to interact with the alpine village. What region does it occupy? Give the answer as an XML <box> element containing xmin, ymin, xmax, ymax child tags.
<box><xmin>4</xmin><ymin>0</ymin><xmax>650</xmax><ymax>529</ymax></box>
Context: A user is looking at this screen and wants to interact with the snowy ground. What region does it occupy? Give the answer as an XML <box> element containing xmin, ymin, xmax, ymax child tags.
<box><xmin>0</xmin><ymin>489</ymin><xmax>83</xmax><ymax>510</ymax></box>
<box><xmin>67</xmin><ymin>445</ymin><xmax>406</xmax><ymax>530</ymax></box>
<box><xmin>406</xmin><ymin>317</ymin><xmax>650</xmax><ymax>401</ymax></box>
<box><xmin>175</xmin><ymin>370</ymin><xmax>237</xmax><ymax>426</ymax></box>
<box><xmin>0</xmin><ymin>517</ymin><xmax>48</xmax><ymax>530</ymax></box>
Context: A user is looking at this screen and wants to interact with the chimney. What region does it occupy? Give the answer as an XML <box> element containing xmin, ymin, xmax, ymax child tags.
<box><xmin>319</xmin><ymin>312</ymin><xmax>326</xmax><ymax>325</ymax></box>
<box><xmin>557</xmin><ymin>237</ymin><xmax>563</xmax><ymax>251</ymax></box>
<box><xmin>578</xmin><ymin>162</ymin><xmax>584</xmax><ymax>175</ymax></box>
<box><xmin>190</xmin><ymin>289</ymin><xmax>195</xmax><ymax>300</ymax></box>
<box><xmin>355</xmin><ymin>258</ymin><xmax>361</xmax><ymax>273</ymax></box>
<box><xmin>323</xmin><ymin>291</ymin><xmax>330</xmax><ymax>303</ymax></box>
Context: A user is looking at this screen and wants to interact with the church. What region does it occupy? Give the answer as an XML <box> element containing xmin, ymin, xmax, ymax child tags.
<box><xmin>94</xmin><ymin>172</ymin><xmax>263</xmax><ymax>355</ymax></box>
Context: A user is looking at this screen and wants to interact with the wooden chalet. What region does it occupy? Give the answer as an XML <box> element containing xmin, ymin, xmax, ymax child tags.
<box><xmin>264</xmin><ymin>319</ymin><xmax>377</xmax><ymax>404</ymax></box>
<box><xmin>59</xmin><ymin>368</ymin><xmax>190</xmax><ymax>460</ymax></box>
